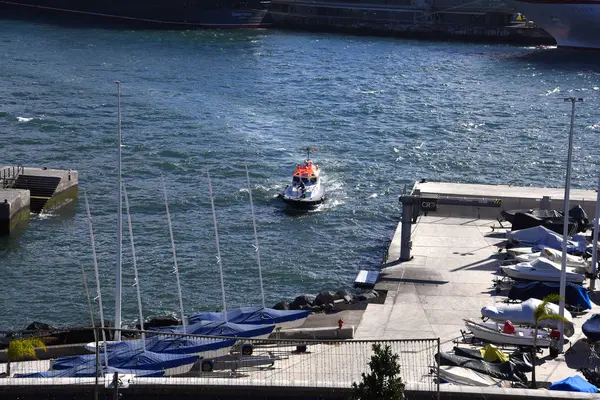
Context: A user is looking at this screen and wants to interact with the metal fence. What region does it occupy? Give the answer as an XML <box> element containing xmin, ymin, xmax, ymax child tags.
<box><xmin>0</xmin><ymin>327</ymin><xmax>439</xmax><ymax>398</ymax></box>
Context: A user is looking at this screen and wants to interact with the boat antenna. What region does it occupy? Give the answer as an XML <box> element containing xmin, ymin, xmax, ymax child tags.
<box><xmin>306</xmin><ymin>147</ymin><xmax>311</xmax><ymax>162</ymax></box>
<box><xmin>207</xmin><ymin>169</ymin><xmax>228</xmax><ymax>322</ymax></box>
<box><xmin>162</xmin><ymin>178</ymin><xmax>187</xmax><ymax>333</ymax></box>
<box><xmin>84</xmin><ymin>192</ymin><xmax>109</xmax><ymax>369</ymax></box>
<box><xmin>245</xmin><ymin>166</ymin><xmax>265</xmax><ymax>309</ymax></box>
<box><xmin>122</xmin><ymin>181</ymin><xmax>145</xmax><ymax>350</ymax></box>
<box><xmin>81</xmin><ymin>264</ymin><xmax>96</xmax><ymax>343</ymax></box>
<box><xmin>558</xmin><ymin>97</ymin><xmax>583</xmax><ymax>353</ymax></box>
<box><xmin>115</xmin><ymin>80</ymin><xmax>123</xmax><ymax>342</ymax></box>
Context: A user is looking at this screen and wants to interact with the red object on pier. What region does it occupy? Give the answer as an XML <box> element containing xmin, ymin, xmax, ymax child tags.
<box><xmin>338</xmin><ymin>319</ymin><xmax>344</xmax><ymax>329</ymax></box>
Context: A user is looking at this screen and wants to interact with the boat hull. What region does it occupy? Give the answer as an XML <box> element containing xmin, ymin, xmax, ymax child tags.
<box><xmin>0</xmin><ymin>0</ymin><xmax>272</xmax><ymax>28</ymax></box>
<box><xmin>465</xmin><ymin>320</ymin><xmax>553</xmax><ymax>347</ymax></box>
<box><xmin>515</xmin><ymin>1</ymin><xmax>600</xmax><ymax>49</ymax></box>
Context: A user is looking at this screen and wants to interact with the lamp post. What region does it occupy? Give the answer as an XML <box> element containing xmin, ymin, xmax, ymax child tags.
<box><xmin>558</xmin><ymin>97</ymin><xmax>583</xmax><ymax>353</ymax></box>
<box><xmin>591</xmin><ymin>175</ymin><xmax>600</xmax><ymax>291</ymax></box>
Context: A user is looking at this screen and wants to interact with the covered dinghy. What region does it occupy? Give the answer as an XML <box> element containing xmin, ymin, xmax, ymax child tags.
<box><xmin>582</xmin><ymin>314</ymin><xmax>600</xmax><ymax>343</ymax></box>
<box><xmin>52</xmin><ymin>348</ymin><xmax>198</xmax><ymax>376</ymax></box>
<box><xmin>508</xmin><ymin>282</ymin><xmax>592</xmax><ymax>310</ymax></box>
<box><xmin>481</xmin><ymin>298</ymin><xmax>574</xmax><ymax>337</ymax></box>
<box><xmin>88</xmin><ymin>335</ymin><xmax>236</xmax><ymax>356</ymax></box>
<box><xmin>506</xmin><ymin>226</ymin><xmax>588</xmax><ymax>255</ymax></box>
<box><xmin>435</xmin><ymin>352</ymin><xmax>526</xmax><ymax>382</ymax></box>
<box><xmin>153</xmin><ymin>320</ymin><xmax>275</xmax><ymax>339</ymax></box>
<box><xmin>189</xmin><ymin>307</ymin><xmax>311</xmax><ymax>330</ymax></box>
<box><xmin>15</xmin><ymin>365</ymin><xmax>164</xmax><ymax>378</ymax></box>
<box><xmin>549</xmin><ymin>375</ymin><xmax>599</xmax><ymax>393</ymax></box>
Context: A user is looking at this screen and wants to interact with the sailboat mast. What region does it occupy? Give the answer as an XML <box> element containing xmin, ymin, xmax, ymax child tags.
<box><xmin>245</xmin><ymin>166</ymin><xmax>266</xmax><ymax>309</ymax></box>
<box><xmin>81</xmin><ymin>264</ymin><xmax>96</xmax><ymax>342</ymax></box>
<box><xmin>84</xmin><ymin>192</ymin><xmax>109</xmax><ymax>368</ymax></box>
<box><xmin>207</xmin><ymin>169</ymin><xmax>228</xmax><ymax>322</ymax></box>
<box><xmin>122</xmin><ymin>181</ymin><xmax>146</xmax><ymax>349</ymax></box>
<box><xmin>115</xmin><ymin>80</ymin><xmax>123</xmax><ymax>342</ymax></box>
<box><xmin>162</xmin><ymin>179</ymin><xmax>187</xmax><ymax>333</ymax></box>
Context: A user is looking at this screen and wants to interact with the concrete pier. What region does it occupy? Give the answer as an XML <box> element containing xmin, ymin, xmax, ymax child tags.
<box><xmin>0</xmin><ymin>189</ymin><xmax>30</xmax><ymax>236</ymax></box>
<box><xmin>0</xmin><ymin>166</ymin><xmax>78</xmax><ymax>235</ymax></box>
<box><xmin>356</xmin><ymin>180</ymin><xmax>600</xmax><ymax>390</ymax></box>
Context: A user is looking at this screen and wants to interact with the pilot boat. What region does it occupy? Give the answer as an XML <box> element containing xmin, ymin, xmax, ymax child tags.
<box><xmin>279</xmin><ymin>148</ymin><xmax>325</xmax><ymax>209</ymax></box>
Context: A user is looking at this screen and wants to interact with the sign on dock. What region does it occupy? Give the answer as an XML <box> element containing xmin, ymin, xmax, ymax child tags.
<box><xmin>354</xmin><ymin>270</ymin><xmax>379</xmax><ymax>289</ymax></box>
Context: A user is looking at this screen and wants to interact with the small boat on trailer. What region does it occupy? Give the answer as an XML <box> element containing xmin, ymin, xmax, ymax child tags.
<box><xmin>279</xmin><ymin>147</ymin><xmax>325</xmax><ymax>209</ymax></box>
<box><xmin>464</xmin><ymin>319</ymin><xmax>555</xmax><ymax>348</ymax></box>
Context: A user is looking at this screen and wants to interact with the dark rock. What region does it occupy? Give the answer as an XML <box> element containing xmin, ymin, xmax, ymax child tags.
<box><xmin>336</xmin><ymin>290</ymin><xmax>350</xmax><ymax>300</ymax></box>
<box><xmin>310</xmin><ymin>305</ymin><xmax>323</xmax><ymax>313</ymax></box>
<box><xmin>324</xmin><ymin>303</ymin><xmax>335</xmax><ymax>313</ymax></box>
<box><xmin>273</xmin><ymin>301</ymin><xmax>290</xmax><ymax>310</ymax></box>
<box><xmin>356</xmin><ymin>294</ymin><xmax>367</xmax><ymax>301</ymax></box>
<box><xmin>290</xmin><ymin>294</ymin><xmax>315</xmax><ymax>310</ymax></box>
<box><xmin>25</xmin><ymin>322</ymin><xmax>56</xmax><ymax>332</ymax></box>
<box><xmin>315</xmin><ymin>291</ymin><xmax>336</xmax><ymax>306</ymax></box>
<box><xmin>139</xmin><ymin>316</ymin><xmax>180</xmax><ymax>330</ymax></box>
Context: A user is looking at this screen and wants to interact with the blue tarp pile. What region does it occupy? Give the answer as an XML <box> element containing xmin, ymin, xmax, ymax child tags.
<box><xmin>549</xmin><ymin>375</ymin><xmax>599</xmax><ymax>393</ymax></box>
<box><xmin>152</xmin><ymin>320</ymin><xmax>275</xmax><ymax>339</ymax></box>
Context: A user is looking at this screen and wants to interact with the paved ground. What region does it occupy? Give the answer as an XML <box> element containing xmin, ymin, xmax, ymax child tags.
<box><xmin>356</xmin><ymin>213</ymin><xmax>600</xmax><ymax>385</ymax></box>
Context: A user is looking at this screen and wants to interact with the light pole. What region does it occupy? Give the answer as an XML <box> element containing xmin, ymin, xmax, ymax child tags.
<box><xmin>591</xmin><ymin>174</ymin><xmax>600</xmax><ymax>291</ymax></box>
<box><xmin>558</xmin><ymin>97</ymin><xmax>583</xmax><ymax>353</ymax></box>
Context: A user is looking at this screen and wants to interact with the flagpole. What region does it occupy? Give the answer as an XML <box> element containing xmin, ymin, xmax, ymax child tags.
<box><xmin>115</xmin><ymin>80</ymin><xmax>123</xmax><ymax>342</ymax></box>
<box><xmin>591</xmin><ymin>174</ymin><xmax>600</xmax><ymax>291</ymax></box>
<box><xmin>558</xmin><ymin>97</ymin><xmax>583</xmax><ymax>353</ymax></box>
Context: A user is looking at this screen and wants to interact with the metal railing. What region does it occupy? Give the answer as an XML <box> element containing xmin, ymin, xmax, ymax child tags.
<box><xmin>0</xmin><ymin>327</ymin><xmax>440</xmax><ymax>399</ymax></box>
<box><xmin>0</xmin><ymin>165</ymin><xmax>24</xmax><ymax>189</ymax></box>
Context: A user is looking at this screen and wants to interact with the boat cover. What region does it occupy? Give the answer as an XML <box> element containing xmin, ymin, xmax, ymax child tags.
<box><xmin>508</xmin><ymin>282</ymin><xmax>592</xmax><ymax>310</ymax></box>
<box><xmin>582</xmin><ymin>314</ymin><xmax>600</xmax><ymax>342</ymax></box>
<box><xmin>481</xmin><ymin>298</ymin><xmax>574</xmax><ymax>337</ymax></box>
<box><xmin>98</xmin><ymin>336</ymin><xmax>236</xmax><ymax>355</ymax></box>
<box><xmin>506</xmin><ymin>226</ymin><xmax>588</xmax><ymax>254</ymax></box>
<box><xmin>436</xmin><ymin>352</ymin><xmax>526</xmax><ymax>382</ymax></box>
<box><xmin>152</xmin><ymin>320</ymin><xmax>275</xmax><ymax>339</ymax></box>
<box><xmin>503</xmin><ymin>206</ymin><xmax>589</xmax><ymax>234</ymax></box>
<box><xmin>453</xmin><ymin>347</ymin><xmax>532</xmax><ymax>373</ymax></box>
<box><xmin>188</xmin><ymin>307</ymin><xmax>311</xmax><ymax>325</ymax></box>
<box><xmin>549</xmin><ymin>375</ymin><xmax>599</xmax><ymax>393</ymax></box>
<box><xmin>15</xmin><ymin>365</ymin><xmax>164</xmax><ymax>378</ymax></box>
<box><xmin>52</xmin><ymin>348</ymin><xmax>198</xmax><ymax>371</ymax></box>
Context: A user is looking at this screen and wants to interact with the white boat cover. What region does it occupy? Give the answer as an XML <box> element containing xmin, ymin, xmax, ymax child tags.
<box><xmin>515</xmin><ymin>248</ymin><xmax>590</xmax><ymax>273</ymax></box>
<box><xmin>506</xmin><ymin>226</ymin><xmax>588</xmax><ymax>254</ymax></box>
<box><xmin>501</xmin><ymin>258</ymin><xmax>586</xmax><ymax>284</ymax></box>
<box><xmin>438</xmin><ymin>366</ymin><xmax>501</xmax><ymax>387</ymax></box>
<box><xmin>481</xmin><ymin>298</ymin><xmax>574</xmax><ymax>337</ymax></box>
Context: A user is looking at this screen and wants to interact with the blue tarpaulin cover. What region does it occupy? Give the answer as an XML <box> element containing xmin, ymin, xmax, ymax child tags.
<box><xmin>508</xmin><ymin>282</ymin><xmax>592</xmax><ymax>310</ymax></box>
<box><xmin>100</xmin><ymin>336</ymin><xmax>236</xmax><ymax>355</ymax></box>
<box><xmin>15</xmin><ymin>365</ymin><xmax>165</xmax><ymax>378</ymax></box>
<box><xmin>188</xmin><ymin>307</ymin><xmax>310</xmax><ymax>326</ymax></box>
<box><xmin>549</xmin><ymin>375</ymin><xmax>599</xmax><ymax>393</ymax></box>
<box><xmin>582</xmin><ymin>314</ymin><xmax>600</xmax><ymax>342</ymax></box>
<box><xmin>153</xmin><ymin>320</ymin><xmax>275</xmax><ymax>339</ymax></box>
<box><xmin>52</xmin><ymin>348</ymin><xmax>198</xmax><ymax>371</ymax></box>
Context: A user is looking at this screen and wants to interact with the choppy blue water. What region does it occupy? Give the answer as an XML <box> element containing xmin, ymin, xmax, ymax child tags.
<box><xmin>0</xmin><ymin>17</ymin><xmax>599</xmax><ymax>331</ymax></box>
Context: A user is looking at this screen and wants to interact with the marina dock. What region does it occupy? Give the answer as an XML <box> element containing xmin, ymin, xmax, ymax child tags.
<box><xmin>0</xmin><ymin>166</ymin><xmax>78</xmax><ymax>235</ymax></box>
<box><xmin>1</xmin><ymin>181</ymin><xmax>599</xmax><ymax>398</ymax></box>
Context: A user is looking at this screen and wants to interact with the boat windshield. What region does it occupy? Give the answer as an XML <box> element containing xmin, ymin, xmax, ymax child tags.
<box><xmin>292</xmin><ymin>176</ymin><xmax>300</xmax><ymax>185</ymax></box>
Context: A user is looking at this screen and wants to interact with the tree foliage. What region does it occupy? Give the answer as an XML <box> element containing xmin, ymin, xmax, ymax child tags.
<box><xmin>7</xmin><ymin>337</ymin><xmax>47</xmax><ymax>362</ymax></box>
<box><xmin>351</xmin><ymin>344</ymin><xmax>406</xmax><ymax>400</ymax></box>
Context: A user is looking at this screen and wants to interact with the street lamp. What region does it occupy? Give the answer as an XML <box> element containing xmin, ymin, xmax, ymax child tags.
<box><xmin>558</xmin><ymin>97</ymin><xmax>583</xmax><ymax>353</ymax></box>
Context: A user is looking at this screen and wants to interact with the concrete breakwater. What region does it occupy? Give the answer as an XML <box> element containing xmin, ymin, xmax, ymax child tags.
<box><xmin>0</xmin><ymin>166</ymin><xmax>78</xmax><ymax>235</ymax></box>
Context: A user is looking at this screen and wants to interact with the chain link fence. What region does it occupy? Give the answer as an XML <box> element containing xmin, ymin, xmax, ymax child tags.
<box><xmin>0</xmin><ymin>328</ymin><xmax>439</xmax><ymax>398</ymax></box>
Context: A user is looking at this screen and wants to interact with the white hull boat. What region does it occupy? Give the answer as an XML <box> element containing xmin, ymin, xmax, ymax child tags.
<box><xmin>500</xmin><ymin>258</ymin><xmax>585</xmax><ymax>284</ymax></box>
<box><xmin>481</xmin><ymin>298</ymin><xmax>574</xmax><ymax>337</ymax></box>
<box><xmin>279</xmin><ymin>148</ymin><xmax>325</xmax><ymax>209</ymax></box>
<box><xmin>438</xmin><ymin>365</ymin><xmax>502</xmax><ymax>387</ymax></box>
<box><xmin>514</xmin><ymin>248</ymin><xmax>591</xmax><ymax>274</ymax></box>
<box><xmin>464</xmin><ymin>319</ymin><xmax>553</xmax><ymax>347</ymax></box>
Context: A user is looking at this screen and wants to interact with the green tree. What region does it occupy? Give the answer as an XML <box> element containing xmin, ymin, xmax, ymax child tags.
<box><xmin>351</xmin><ymin>344</ymin><xmax>406</xmax><ymax>400</ymax></box>
<box><xmin>6</xmin><ymin>337</ymin><xmax>47</xmax><ymax>377</ymax></box>
<box><xmin>531</xmin><ymin>294</ymin><xmax>570</xmax><ymax>388</ymax></box>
